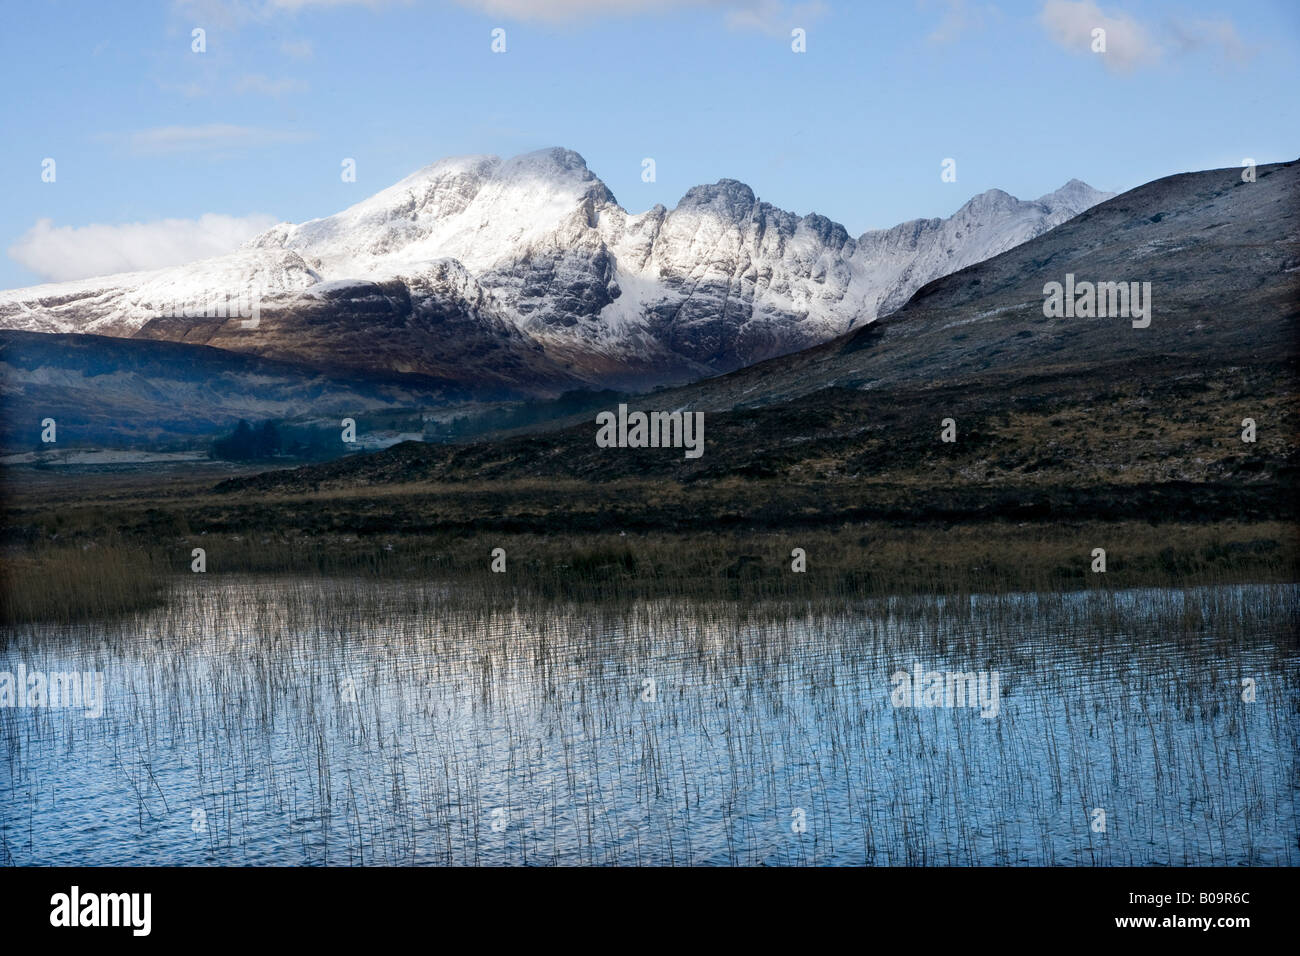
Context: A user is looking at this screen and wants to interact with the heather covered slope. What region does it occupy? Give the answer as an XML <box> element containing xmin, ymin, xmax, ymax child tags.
<box><xmin>661</xmin><ymin>158</ymin><xmax>1300</xmax><ymax>410</ymax></box>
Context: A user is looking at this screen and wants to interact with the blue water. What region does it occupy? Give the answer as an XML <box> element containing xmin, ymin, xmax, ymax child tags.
<box><xmin>1</xmin><ymin>581</ymin><xmax>1295</xmax><ymax>865</ymax></box>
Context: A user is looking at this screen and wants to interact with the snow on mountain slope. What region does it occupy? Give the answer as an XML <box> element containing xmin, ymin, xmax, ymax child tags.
<box><xmin>848</xmin><ymin>179</ymin><xmax>1115</xmax><ymax>320</ymax></box>
<box><xmin>0</xmin><ymin>249</ymin><xmax>322</xmax><ymax>337</ymax></box>
<box><xmin>0</xmin><ymin>148</ymin><xmax>1113</xmax><ymax>390</ymax></box>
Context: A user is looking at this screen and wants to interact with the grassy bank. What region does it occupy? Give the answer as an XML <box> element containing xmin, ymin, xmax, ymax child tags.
<box><xmin>3</xmin><ymin>519</ymin><xmax>1294</xmax><ymax>626</ymax></box>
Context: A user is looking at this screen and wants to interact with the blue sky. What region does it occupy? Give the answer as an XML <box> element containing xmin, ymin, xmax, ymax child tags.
<box><xmin>1</xmin><ymin>0</ymin><xmax>1296</xmax><ymax>288</ymax></box>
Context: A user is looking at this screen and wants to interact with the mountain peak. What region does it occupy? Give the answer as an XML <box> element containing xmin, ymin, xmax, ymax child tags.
<box><xmin>1037</xmin><ymin>178</ymin><xmax>1112</xmax><ymax>212</ymax></box>
<box><xmin>499</xmin><ymin>146</ymin><xmax>593</xmax><ymax>177</ymax></box>
<box><xmin>677</xmin><ymin>179</ymin><xmax>757</xmax><ymax>211</ymax></box>
<box><xmin>962</xmin><ymin>188</ymin><xmax>1018</xmax><ymax>210</ymax></box>
<box><xmin>0</xmin><ymin>148</ymin><xmax>1118</xmax><ymax>391</ymax></box>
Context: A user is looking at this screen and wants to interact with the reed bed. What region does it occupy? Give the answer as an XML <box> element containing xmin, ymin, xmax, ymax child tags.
<box><xmin>2</xmin><ymin>578</ymin><xmax>1295</xmax><ymax>866</ymax></box>
<box><xmin>1</xmin><ymin>519</ymin><xmax>1295</xmax><ymax>626</ymax></box>
<box><xmin>0</xmin><ymin>542</ymin><xmax>166</xmax><ymax>627</ymax></box>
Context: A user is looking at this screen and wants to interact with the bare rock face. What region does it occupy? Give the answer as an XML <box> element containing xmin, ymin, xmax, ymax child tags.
<box><xmin>0</xmin><ymin>147</ymin><xmax>1111</xmax><ymax>394</ymax></box>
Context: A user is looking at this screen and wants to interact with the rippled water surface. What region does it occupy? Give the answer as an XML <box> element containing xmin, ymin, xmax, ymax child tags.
<box><xmin>2</xmin><ymin>581</ymin><xmax>1296</xmax><ymax>865</ymax></box>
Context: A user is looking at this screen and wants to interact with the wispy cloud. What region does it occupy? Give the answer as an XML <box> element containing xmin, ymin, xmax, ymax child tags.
<box><xmin>157</xmin><ymin>80</ymin><xmax>212</xmax><ymax>98</ymax></box>
<box><xmin>1038</xmin><ymin>1</ymin><xmax>1254</xmax><ymax>73</ymax></box>
<box><xmin>450</xmin><ymin>0</ymin><xmax>825</xmax><ymax>30</ymax></box>
<box><xmin>172</xmin><ymin>0</ymin><xmax>401</xmax><ymax>26</ymax></box>
<box><xmin>171</xmin><ymin>0</ymin><xmax>268</xmax><ymax>28</ymax></box>
<box><xmin>173</xmin><ymin>0</ymin><xmax>831</xmax><ymax>31</ymax></box>
<box><xmin>234</xmin><ymin>73</ymin><xmax>309</xmax><ymax>95</ymax></box>
<box><xmin>923</xmin><ymin>0</ymin><xmax>992</xmax><ymax>46</ymax></box>
<box><xmin>268</xmin><ymin>0</ymin><xmax>404</xmax><ymax>8</ymax></box>
<box><xmin>280</xmin><ymin>37</ymin><xmax>314</xmax><ymax>58</ymax></box>
<box><xmin>8</xmin><ymin>214</ymin><xmax>279</xmax><ymax>283</ymax></box>
<box><xmin>452</xmin><ymin>0</ymin><xmax>701</xmax><ymax>19</ymax></box>
<box><xmin>1038</xmin><ymin>0</ymin><xmax>1157</xmax><ymax>72</ymax></box>
<box><xmin>724</xmin><ymin>0</ymin><xmax>826</xmax><ymax>36</ymax></box>
<box><xmin>101</xmin><ymin>124</ymin><xmax>313</xmax><ymax>155</ymax></box>
<box><xmin>1166</xmin><ymin>15</ymin><xmax>1254</xmax><ymax>66</ymax></box>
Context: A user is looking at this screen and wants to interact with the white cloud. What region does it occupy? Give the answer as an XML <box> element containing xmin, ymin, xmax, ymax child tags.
<box><xmin>450</xmin><ymin>0</ymin><xmax>823</xmax><ymax>29</ymax></box>
<box><xmin>452</xmin><ymin>0</ymin><xmax>701</xmax><ymax>18</ymax></box>
<box><xmin>8</xmin><ymin>214</ymin><xmax>279</xmax><ymax>283</ymax></box>
<box><xmin>175</xmin><ymin>0</ymin><xmax>830</xmax><ymax>29</ymax></box>
<box><xmin>1038</xmin><ymin>1</ymin><xmax>1254</xmax><ymax>73</ymax></box>
<box><xmin>924</xmin><ymin>0</ymin><xmax>990</xmax><ymax>46</ymax></box>
<box><xmin>172</xmin><ymin>0</ymin><xmax>399</xmax><ymax>25</ymax></box>
<box><xmin>101</xmin><ymin>124</ymin><xmax>312</xmax><ymax>155</ymax></box>
<box><xmin>1038</xmin><ymin>0</ymin><xmax>1157</xmax><ymax>72</ymax></box>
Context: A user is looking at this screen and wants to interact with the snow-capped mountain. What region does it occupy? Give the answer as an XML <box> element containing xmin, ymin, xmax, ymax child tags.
<box><xmin>0</xmin><ymin>148</ymin><xmax>1112</xmax><ymax>392</ymax></box>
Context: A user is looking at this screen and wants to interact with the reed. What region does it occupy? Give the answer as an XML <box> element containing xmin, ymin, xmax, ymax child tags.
<box><xmin>0</xmin><ymin>542</ymin><xmax>167</xmax><ymax>627</ymax></box>
<box><xmin>3</xmin><ymin>578</ymin><xmax>1295</xmax><ymax>865</ymax></box>
<box><xmin>2</xmin><ymin>519</ymin><xmax>1294</xmax><ymax>624</ymax></box>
